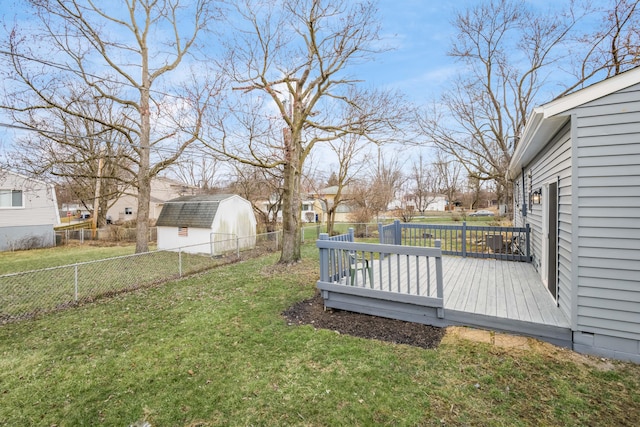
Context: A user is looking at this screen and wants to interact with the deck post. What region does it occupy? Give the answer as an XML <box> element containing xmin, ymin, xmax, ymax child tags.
<box><xmin>394</xmin><ymin>219</ymin><xmax>401</xmax><ymax>245</ymax></box>
<box><xmin>462</xmin><ymin>221</ymin><xmax>467</xmax><ymax>258</ymax></box>
<box><xmin>526</xmin><ymin>223</ymin><xmax>531</xmax><ymax>261</ymax></box>
<box><xmin>435</xmin><ymin>240</ymin><xmax>444</xmax><ymax>317</ymax></box>
<box><xmin>348</xmin><ymin>228</ymin><xmax>355</xmax><ymax>242</ymax></box>
<box><xmin>318</xmin><ymin>233</ymin><xmax>329</xmax><ymax>282</ymax></box>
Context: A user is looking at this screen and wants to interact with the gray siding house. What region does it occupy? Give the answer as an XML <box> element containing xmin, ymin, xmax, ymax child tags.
<box><xmin>507</xmin><ymin>67</ymin><xmax>640</xmax><ymax>362</ymax></box>
<box><xmin>0</xmin><ymin>169</ymin><xmax>61</xmax><ymax>251</ymax></box>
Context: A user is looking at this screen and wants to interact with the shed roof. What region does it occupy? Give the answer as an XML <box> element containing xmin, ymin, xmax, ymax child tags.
<box><xmin>156</xmin><ymin>194</ymin><xmax>236</xmax><ymax>228</ymax></box>
<box><xmin>507</xmin><ymin>66</ymin><xmax>640</xmax><ymax>180</ymax></box>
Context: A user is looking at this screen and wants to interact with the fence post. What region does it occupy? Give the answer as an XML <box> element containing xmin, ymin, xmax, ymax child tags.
<box><xmin>178</xmin><ymin>247</ymin><xmax>183</xmax><ymax>278</ymax></box>
<box><xmin>348</xmin><ymin>227</ymin><xmax>354</xmax><ymax>242</ymax></box>
<box><xmin>462</xmin><ymin>221</ymin><xmax>467</xmax><ymax>258</ymax></box>
<box><xmin>74</xmin><ymin>264</ymin><xmax>79</xmax><ymax>302</ymax></box>
<box><xmin>394</xmin><ymin>219</ymin><xmax>401</xmax><ymax>245</ymax></box>
<box><xmin>318</xmin><ymin>233</ymin><xmax>329</xmax><ymax>282</ymax></box>
<box><xmin>236</xmin><ymin>234</ymin><xmax>240</xmax><ymax>258</ymax></box>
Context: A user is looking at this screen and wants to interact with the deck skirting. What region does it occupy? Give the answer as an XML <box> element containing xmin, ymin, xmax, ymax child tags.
<box><xmin>318</xmin><ymin>281</ymin><xmax>446</xmax><ymax>327</ymax></box>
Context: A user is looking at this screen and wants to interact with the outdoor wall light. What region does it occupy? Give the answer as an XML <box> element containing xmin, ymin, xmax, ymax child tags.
<box><xmin>531</xmin><ymin>188</ymin><xmax>542</xmax><ymax>204</ymax></box>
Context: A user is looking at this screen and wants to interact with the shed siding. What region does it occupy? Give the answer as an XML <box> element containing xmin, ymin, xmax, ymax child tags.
<box><xmin>157</xmin><ymin>226</ymin><xmax>212</xmax><ymax>254</ymax></box>
<box><xmin>512</xmin><ymin>124</ymin><xmax>572</xmax><ymax>319</ymax></box>
<box><xmin>573</xmin><ymin>83</ymin><xmax>640</xmax><ymax>354</ymax></box>
<box><xmin>156</xmin><ymin>195</ymin><xmax>257</xmax><ymax>255</ymax></box>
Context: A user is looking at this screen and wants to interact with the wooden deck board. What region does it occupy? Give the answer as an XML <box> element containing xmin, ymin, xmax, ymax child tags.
<box><xmin>342</xmin><ymin>255</ymin><xmax>569</xmax><ymax>329</ymax></box>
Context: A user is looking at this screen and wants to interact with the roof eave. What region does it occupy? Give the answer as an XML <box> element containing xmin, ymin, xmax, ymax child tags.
<box><xmin>506</xmin><ymin>110</ymin><xmax>569</xmax><ymax>181</ymax></box>
<box><xmin>507</xmin><ymin>67</ymin><xmax>640</xmax><ymax>181</ymax></box>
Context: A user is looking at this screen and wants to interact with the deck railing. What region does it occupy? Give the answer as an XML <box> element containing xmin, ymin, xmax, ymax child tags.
<box><xmin>379</xmin><ymin>220</ymin><xmax>531</xmax><ymax>262</ymax></box>
<box><xmin>317</xmin><ymin>230</ymin><xmax>444</xmax><ymax>301</ymax></box>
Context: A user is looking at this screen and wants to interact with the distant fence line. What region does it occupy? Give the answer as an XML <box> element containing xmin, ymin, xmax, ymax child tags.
<box><xmin>55</xmin><ymin>227</ymin><xmax>158</xmax><ymax>245</ymax></box>
<box><xmin>0</xmin><ymin>231</ymin><xmax>284</xmax><ymax>325</ymax></box>
<box><xmin>54</xmin><ymin>222</ymin><xmax>383</xmax><ymax>246</ymax></box>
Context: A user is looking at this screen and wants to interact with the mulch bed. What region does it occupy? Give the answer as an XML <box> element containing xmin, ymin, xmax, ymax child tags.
<box><xmin>282</xmin><ymin>292</ymin><xmax>445</xmax><ymax>349</ymax></box>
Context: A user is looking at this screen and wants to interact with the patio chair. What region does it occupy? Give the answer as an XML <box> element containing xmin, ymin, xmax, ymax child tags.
<box><xmin>348</xmin><ymin>251</ymin><xmax>373</xmax><ymax>286</ymax></box>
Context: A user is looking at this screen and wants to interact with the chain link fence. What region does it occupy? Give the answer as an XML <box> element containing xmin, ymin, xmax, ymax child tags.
<box><xmin>55</xmin><ymin>226</ymin><xmax>158</xmax><ymax>245</ymax></box>
<box><xmin>0</xmin><ymin>231</ymin><xmax>284</xmax><ymax>324</ymax></box>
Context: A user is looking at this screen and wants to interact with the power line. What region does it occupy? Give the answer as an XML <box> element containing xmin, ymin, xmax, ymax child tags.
<box><xmin>0</xmin><ymin>121</ymin><xmax>220</xmax><ymax>160</ymax></box>
<box><xmin>0</xmin><ymin>49</ymin><xmax>285</xmax><ymax>122</ymax></box>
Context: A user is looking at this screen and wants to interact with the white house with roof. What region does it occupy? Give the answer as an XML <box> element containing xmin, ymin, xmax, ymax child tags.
<box><xmin>105</xmin><ymin>176</ymin><xmax>199</xmax><ymax>223</ymax></box>
<box><xmin>507</xmin><ymin>66</ymin><xmax>640</xmax><ymax>362</ymax></box>
<box><xmin>156</xmin><ymin>194</ymin><xmax>257</xmax><ymax>255</ymax></box>
<box><xmin>0</xmin><ymin>169</ymin><xmax>60</xmax><ymax>251</ymax></box>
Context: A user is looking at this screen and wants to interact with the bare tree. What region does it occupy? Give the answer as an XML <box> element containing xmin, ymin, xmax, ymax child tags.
<box><xmin>229</xmin><ymin>162</ymin><xmax>285</xmax><ymax>233</ymax></box>
<box><xmin>565</xmin><ymin>0</ymin><xmax>640</xmax><ymax>93</ymax></box>
<box><xmin>309</xmin><ymin>134</ymin><xmax>369</xmax><ymax>235</ymax></box>
<box><xmin>417</xmin><ymin>0</ymin><xmax>584</xmax><ymax>208</ymax></box>
<box><xmin>433</xmin><ymin>153</ymin><xmax>462</xmax><ymax>213</ymax></box>
<box><xmin>1</xmin><ymin>0</ymin><xmax>221</xmax><ymax>252</ymax></box>
<box><xmin>169</xmin><ymin>153</ymin><xmax>223</xmax><ymax>192</ymax></box>
<box><xmin>405</xmin><ymin>152</ymin><xmax>439</xmax><ymax>215</ymax></box>
<box><xmin>206</xmin><ymin>0</ymin><xmax>409</xmax><ymax>263</ymax></box>
<box><xmin>7</xmin><ymin>94</ymin><xmax>136</xmax><ymax>227</ymax></box>
<box><xmin>418</xmin><ymin>0</ymin><xmax>640</xmax><ymax>213</ymax></box>
<box><xmin>366</xmin><ymin>154</ymin><xmax>405</xmax><ymax>222</ymax></box>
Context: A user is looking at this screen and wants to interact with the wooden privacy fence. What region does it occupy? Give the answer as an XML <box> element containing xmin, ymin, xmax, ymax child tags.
<box><xmin>379</xmin><ymin>220</ymin><xmax>531</xmax><ymax>262</ymax></box>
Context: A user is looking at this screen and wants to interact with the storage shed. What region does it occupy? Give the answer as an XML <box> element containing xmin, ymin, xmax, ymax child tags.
<box><xmin>507</xmin><ymin>66</ymin><xmax>640</xmax><ymax>362</ymax></box>
<box><xmin>156</xmin><ymin>194</ymin><xmax>257</xmax><ymax>255</ymax></box>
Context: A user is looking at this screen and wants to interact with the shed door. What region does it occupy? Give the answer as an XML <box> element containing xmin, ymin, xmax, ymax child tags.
<box><xmin>547</xmin><ymin>181</ymin><xmax>558</xmax><ymax>301</ymax></box>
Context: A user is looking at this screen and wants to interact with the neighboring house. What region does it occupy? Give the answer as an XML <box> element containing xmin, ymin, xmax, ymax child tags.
<box><xmin>256</xmin><ymin>198</ymin><xmax>323</xmax><ymax>223</ymax></box>
<box><xmin>0</xmin><ymin>169</ymin><xmax>60</xmax><ymax>251</ymax></box>
<box><xmin>105</xmin><ymin>176</ymin><xmax>199</xmax><ymax>223</ymax></box>
<box><xmin>312</xmin><ymin>185</ymin><xmax>355</xmax><ymax>223</ymax></box>
<box><xmin>506</xmin><ymin>67</ymin><xmax>640</xmax><ymax>362</ymax></box>
<box><xmin>388</xmin><ymin>194</ymin><xmax>447</xmax><ymax>212</ymax></box>
<box><xmin>156</xmin><ymin>194</ymin><xmax>257</xmax><ymax>255</ymax></box>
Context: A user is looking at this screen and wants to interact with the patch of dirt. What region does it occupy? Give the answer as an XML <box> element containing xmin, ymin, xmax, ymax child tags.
<box><xmin>282</xmin><ymin>292</ymin><xmax>446</xmax><ymax>349</ymax></box>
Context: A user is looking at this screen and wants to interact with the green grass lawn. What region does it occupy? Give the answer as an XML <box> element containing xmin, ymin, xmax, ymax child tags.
<box><xmin>0</xmin><ymin>243</ymin><xmax>145</xmax><ymax>275</ymax></box>
<box><xmin>0</xmin><ymin>243</ymin><xmax>638</xmax><ymax>426</ymax></box>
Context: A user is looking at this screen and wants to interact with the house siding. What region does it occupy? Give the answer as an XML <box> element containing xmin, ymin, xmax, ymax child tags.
<box><xmin>512</xmin><ymin>124</ymin><xmax>572</xmax><ymax>320</ymax></box>
<box><xmin>0</xmin><ymin>171</ymin><xmax>59</xmax><ymax>251</ymax></box>
<box><xmin>572</xmin><ymin>83</ymin><xmax>640</xmax><ymax>361</ymax></box>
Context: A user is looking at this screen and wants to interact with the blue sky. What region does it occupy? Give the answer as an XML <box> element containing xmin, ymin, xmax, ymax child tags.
<box><xmin>0</xmin><ymin>0</ymin><xmax>601</xmax><ymax>173</ymax></box>
<box><xmin>353</xmin><ymin>1</ymin><xmax>463</xmax><ymax>103</ymax></box>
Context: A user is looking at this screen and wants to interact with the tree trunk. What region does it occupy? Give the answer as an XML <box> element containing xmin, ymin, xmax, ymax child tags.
<box><xmin>136</xmin><ymin>171</ymin><xmax>151</xmax><ymax>253</ymax></box>
<box><xmin>135</xmin><ymin>45</ymin><xmax>151</xmax><ymax>254</ymax></box>
<box><xmin>326</xmin><ymin>206</ymin><xmax>336</xmax><ymax>236</ymax></box>
<box><xmin>279</xmin><ymin>136</ymin><xmax>302</xmax><ymax>263</ymax></box>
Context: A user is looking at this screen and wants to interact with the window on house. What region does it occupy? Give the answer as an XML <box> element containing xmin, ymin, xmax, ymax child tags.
<box><xmin>124</xmin><ymin>207</ymin><xmax>133</xmax><ymax>215</ymax></box>
<box><xmin>178</xmin><ymin>226</ymin><xmax>188</xmax><ymax>237</ymax></box>
<box><xmin>302</xmin><ymin>204</ymin><xmax>310</xmax><ymax>211</ymax></box>
<box><xmin>0</xmin><ymin>190</ymin><xmax>23</xmax><ymax>208</ymax></box>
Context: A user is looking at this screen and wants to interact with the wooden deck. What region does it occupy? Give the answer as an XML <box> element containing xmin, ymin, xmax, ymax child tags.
<box><xmin>319</xmin><ymin>255</ymin><xmax>572</xmax><ymax>347</ymax></box>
